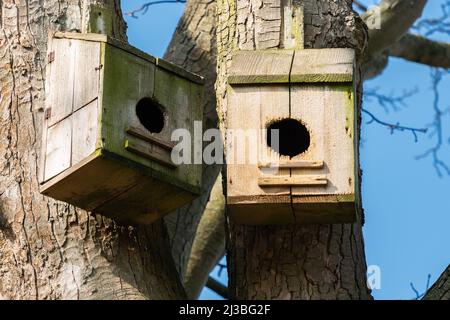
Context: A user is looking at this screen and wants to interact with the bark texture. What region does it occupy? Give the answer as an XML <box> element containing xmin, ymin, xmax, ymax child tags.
<box><xmin>0</xmin><ymin>0</ymin><xmax>185</xmax><ymax>300</ymax></box>
<box><xmin>163</xmin><ymin>0</ymin><xmax>223</xmax><ymax>290</ymax></box>
<box><xmin>423</xmin><ymin>265</ymin><xmax>450</xmax><ymax>300</ymax></box>
<box><xmin>216</xmin><ymin>0</ymin><xmax>372</xmax><ymax>299</ymax></box>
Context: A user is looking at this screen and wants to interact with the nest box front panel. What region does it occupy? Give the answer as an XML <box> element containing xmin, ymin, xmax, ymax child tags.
<box><xmin>226</xmin><ymin>49</ymin><xmax>358</xmax><ymax>225</ymax></box>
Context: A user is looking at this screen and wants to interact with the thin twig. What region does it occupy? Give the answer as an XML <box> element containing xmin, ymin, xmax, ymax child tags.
<box><xmin>124</xmin><ymin>0</ymin><xmax>187</xmax><ymax>19</ymax></box>
<box><xmin>416</xmin><ymin>68</ymin><xmax>450</xmax><ymax>177</ymax></box>
<box><xmin>362</xmin><ymin>109</ymin><xmax>428</xmax><ymax>142</ymax></box>
<box><xmin>206</xmin><ymin>277</ymin><xmax>229</xmax><ymax>299</ymax></box>
<box><xmin>354</xmin><ymin>0</ymin><xmax>368</xmax><ymax>12</ymax></box>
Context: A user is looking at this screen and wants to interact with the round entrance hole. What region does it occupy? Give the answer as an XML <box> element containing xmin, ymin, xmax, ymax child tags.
<box><xmin>135</xmin><ymin>97</ymin><xmax>165</xmax><ymax>134</ymax></box>
<box><xmin>266</xmin><ymin>118</ymin><xmax>310</xmax><ymax>157</ymax></box>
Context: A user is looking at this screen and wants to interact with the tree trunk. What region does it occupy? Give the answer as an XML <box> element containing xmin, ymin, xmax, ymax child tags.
<box><xmin>216</xmin><ymin>0</ymin><xmax>372</xmax><ymax>299</ymax></box>
<box><xmin>0</xmin><ymin>0</ymin><xmax>185</xmax><ymax>300</ymax></box>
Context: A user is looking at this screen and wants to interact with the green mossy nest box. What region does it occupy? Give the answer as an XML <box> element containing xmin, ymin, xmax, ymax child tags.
<box><xmin>226</xmin><ymin>49</ymin><xmax>360</xmax><ymax>225</ymax></box>
<box><xmin>40</xmin><ymin>32</ymin><xmax>204</xmax><ymax>224</ymax></box>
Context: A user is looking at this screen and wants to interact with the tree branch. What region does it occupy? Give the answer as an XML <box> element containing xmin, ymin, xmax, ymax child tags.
<box><xmin>362</xmin><ymin>0</ymin><xmax>428</xmax><ymax>57</ymax></box>
<box><xmin>423</xmin><ymin>265</ymin><xmax>450</xmax><ymax>300</ymax></box>
<box><xmin>206</xmin><ymin>277</ymin><xmax>229</xmax><ymax>299</ymax></box>
<box><xmin>124</xmin><ymin>0</ymin><xmax>187</xmax><ymax>19</ymax></box>
<box><xmin>362</xmin><ymin>109</ymin><xmax>427</xmax><ymax>142</ymax></box>
<box><xmin>388</xmin><ymin>33</ymin><xmax>450</xmax><ymax>69</ymax></box>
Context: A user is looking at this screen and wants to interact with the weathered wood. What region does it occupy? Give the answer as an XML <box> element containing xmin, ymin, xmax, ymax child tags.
<box><xmin>40</xmin><ymin>33</ymin><xmax>203</xmax><ymax>224</ymax></box>
<box><xmin>73</xmin><ymin>40</ymin><xmax>101</xmax><ymax>111</ymax></box>
<box><xmin>126</xmin><ymin>127</ymin><xmax>175</xmax><ymax>150</ymax></box>
<box><xmin>72</xmin><ymin>99</ymin><xmax>99</xmax><ymax>165</ymax></box>
<box><xmin>228</xmin><ymin>50</ymin><xmax>294</xmax><ymax>84</ymax></box>
<box><xmin>226</xmin><ymin>48</ymin><xmax>358</xmax><ymax>225</ymax></box>
<box><xmin>290</xmin><ymin>49</ymin><xmax>354</xmax><ymax>83</ymax></box>
<box><xmin>124</xmin><ymin>138</ymin><xmax>176</xmax><ymax>169</ymax></box>
<box><xmin>258</xmin><ymin>160</ymin><xmax>324</xmax><ymax>169</ymax></box>
<box><xmin>46</xmin><ymin>38</ymin><xmax>76</xmax><ymax>126</ymax></box>
<box><xmin>43</xmin><ymin>118</ymin><xmax>72</xmax><ymax>181</ymax></box>
<box><xmin>258</xmin><ymin>175</ymin><xmax>328</xmax><ymax>186</ymax></box>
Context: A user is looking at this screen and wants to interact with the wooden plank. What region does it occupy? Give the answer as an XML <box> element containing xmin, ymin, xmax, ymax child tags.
<box><xmin>292</xmin><ymin>194</ymin><xmax>356</xmax><ymax>224</ymax></box>
<box><xmin>258</xmin><ymin>175</ymin><xmax>328</xmax><ymax>187</ymax></box>
<box><xmin>54</xmin><ymin>32</ymin><xmax>157</xmax><ymax>64</ymax></box>
<box><xmin>290</xmin><ymin>85</ymin><xmax>355</xmax><ymax>197</ymax></box>
<box><xmin>73</xmin><ymin>40</ymin><xmax>101</xmax><ymax>111</ymax></box>
<box><xmin>258</xmin><ymin>160</ymin><xmax>324</xmax><ymax>169</ymax></box>
<box><xmin>124</xmin><ymin>138</ymin><xmax>176</xmax><ymax>169</ymax></box>
<box><xmin>95</xmin><ymin>174</ymin><xmax>196</xmax><ymax>225</ymax></box>
<box><xmin>290</xmin><ymin>48</ymin><xmax>354</xmax><ymax>83</ymax></box>
<box><xmin>72</xmin><ymin>99</ymin><xmax>99</xmax><ymax>165</ymax></box>
<box><xmin>228</xmin><ymin>50</ymin><xmax>294</xmax><ymax>84</ymax></box>
<box><xmin>40</xmin><ymin>152</ymin><xmax>144</xmax><ymax>212</ymax></box>
<box><xmin>44</xmin><ymin>117</ymin><xmax>72</xmax><ymax>181</ymax></box>
<box><xmin>47</xmin><ymin>38</ymin><xmax>76</xmax><ymax>126</ymax></box>
<box><xmin>156</xmin><ymin>58</ymin><xmax>204</xmax><ymax>85</ymax></box>
<box><xmin>226</xmin><ymin>85</ymin><xmax>291</xmax><ymax>201</ymax></box>
<box><xmin>153</xmin><ymin>63</ymin><xmax>203</xmax><ymax>188</ymax></box>
<box><xmin>228</xmin><ymin>202</ymin><xmax>295</xmax><ymax>225</ymax></box>
<box><xmin>126</xmin><ymin>127</ymin><xmax>175</xmax><ymax>151</ymax></box>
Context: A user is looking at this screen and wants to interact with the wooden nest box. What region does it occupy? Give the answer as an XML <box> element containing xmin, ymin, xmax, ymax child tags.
<box><xmin>227</xmin><ymin>49</ymin><xmax>360</xmax><ymax>225</ymax></box>
<box><xmin>40</xmin><ymin>32</ymin><xmax>203</xmax><ymax>224</ymax></box>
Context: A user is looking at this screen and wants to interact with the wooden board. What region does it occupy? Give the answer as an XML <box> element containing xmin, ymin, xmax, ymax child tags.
<box><xmin>40</xmin><ymin>152</ymin><xmax>143</xmax><ymax>212</ymax></box>
<box><xmin>228</xmin><ymin>50</ymin><xmax>294</xmax><ymax>84</ymax></box>
<box><xmin>290</xmin><ymin>49</ymin><xmax>354</xmax><ymax>83</ymax></box>
<box><xmin>44</xmin><ymin>117</ymin><xmax>72</xmax><ymax>181</ymax></box>
<box><xmin>227</xmin><ymin>85</ymin><xmax>291</xmax><ymax>200</ymax></box>
<box><xmin>46</xmin><ymin>38</ymin><xmax>76</xmax><ymax>127</ymax></box>
<box><xmin>73</xmin><ymin>40</ymin><xmax>101</xmax><ymax>111</ymax></box>
<box><xmin>290</xmin><ymin>85</ymin><xmax>355</xmax><ymax>197</ymax></box>
<box><xmin>72</xmin><ymin>99</ymin><xmax>99</xmax><ymax>165</ymax></box>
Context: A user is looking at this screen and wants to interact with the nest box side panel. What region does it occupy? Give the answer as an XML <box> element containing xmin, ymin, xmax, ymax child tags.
<box><xmin>153</xmin><ymin>63</ymin><xmax>203</xmax><ymax>190</ymax></box>
<box><xmin>42</xmin><ymin>38</ymin><xmax>102</xmax><ymax>183</ymax></box>
<box><xmin>100</xmin><ymin>43</ymin><xmax>158</xmax><ymax>166</ymax></box>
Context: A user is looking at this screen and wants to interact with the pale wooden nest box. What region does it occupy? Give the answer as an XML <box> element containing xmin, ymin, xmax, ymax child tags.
<box><xmin>226</xmin><ymin>49</ymin><xmax>360</xmax><ymax>225</ymax></box>
<box><xmin>40</xmin><ymin>32</ymin><xmax>204</xmax><ymax>225</ymax></box>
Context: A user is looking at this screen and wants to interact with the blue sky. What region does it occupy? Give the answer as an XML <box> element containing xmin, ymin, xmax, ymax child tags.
<box><xmin>122</xmin><ymin>0</ymin><xmax>450</xmax><ymax>300</ymax></box>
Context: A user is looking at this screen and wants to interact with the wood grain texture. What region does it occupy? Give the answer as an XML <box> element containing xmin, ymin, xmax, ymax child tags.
<box><xmin>258</xmin><ymin>175</ymin><xmax>328</xmax><ymax>186</ymax></box>
<box><xmin>228</xmin><ymin>50</ymin><xmax>293</xmax><ymax>84</ymax></box>
<box><xmin>44</xmin><ymin>118</ymin><xmax>72</xmax><ymax>181</ymax></box>
<box><xmin>290</xmin><ymin>49</ymin><xmax>354</xmax><ymax>83</ymax></box>
<box><xmin>41</xmin><ymin>34</ymin><xmax>203</xmax><ymax>225</ymax></box>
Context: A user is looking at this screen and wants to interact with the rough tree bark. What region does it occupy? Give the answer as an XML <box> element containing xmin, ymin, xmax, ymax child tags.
<box><xmin>0</xmin><ymin>0</ymin><xmax>185</xmax><ymax>299</ymax></box>
<box><xmin>163</xmin><ymin>0</ymin><xmax>226</xmax><ymax>298</ymax></box>
<box><xmin>216</xmin><ymin>0</ymin><xmax>372</xmax><ymax>299</ymax></box>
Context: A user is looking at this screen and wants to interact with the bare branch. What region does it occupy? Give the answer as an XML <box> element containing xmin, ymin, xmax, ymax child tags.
<box><xmin>362</xmin><ymin>109</ymin><xmax>427</xmax><ymax>142</ymax></box>
<box><xmin>410</xmin><ymin>274</ymin><xmax>432</xmax><ymax>300</ymax></box>
<box><xmin>354</xmin><ymin>0</ymin><xmax>368</xmax><ymax>12</ymax></box>
<box><xmin>124</xmin><ymin>0</ymin><xmax>187</xmax><ymax>19</ymax></box>
<box><xmin>362</xmin><ymin>0</ymin><xmax>428</xmax><ymax>57</ymax></box>
<box><xmin>416</xmin><ymin>68</ymin><xmax>450</xmax><ymax>177</ymax></box>
<box><xmin>206</xmin><ymin>277</ymin><xmax>229</xmax><ymax>299</ymax></box>
<box><xmin>365</xmin><ymin>87</ymin><xmax>418</xmax><ymax>112</ymax></box>
<box><xmin>413</xmin><ymin>1</ymin><xmax>450</xmax><ymax>36</ymax></box>
<box><xmin>389</xmin><ymin>34</ymin><xmax>450</xmax><ymax>69</ymax></box>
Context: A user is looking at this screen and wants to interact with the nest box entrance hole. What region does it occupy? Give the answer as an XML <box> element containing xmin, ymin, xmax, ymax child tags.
<box><xmin>136</xmin><ymin>97</ymin><xmax>165</xmax><ymax>134</ymax></box>
<box><xmin>266</xmin><ymin>118</ymin><xmax>310</xmax><ymax>158</ymax></box>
